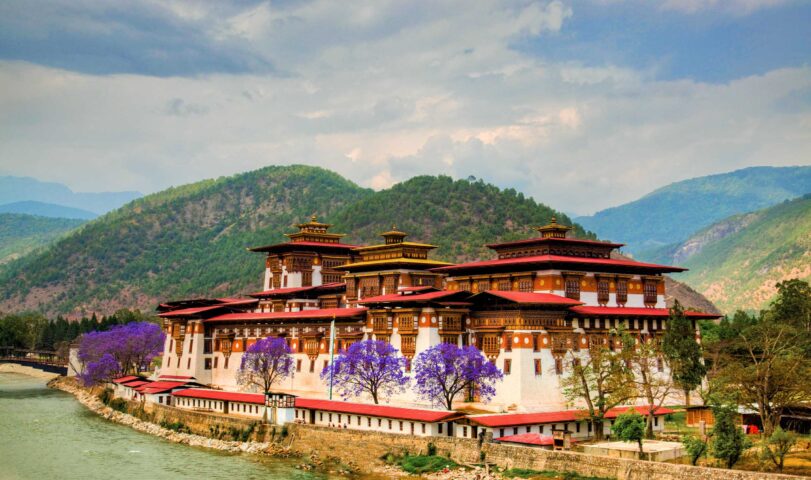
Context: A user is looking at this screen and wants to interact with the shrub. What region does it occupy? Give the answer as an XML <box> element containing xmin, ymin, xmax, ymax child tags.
<box><xmin>398</xmin><ymin>455</ymin><xmax>458</xmax><ymax>474</ymax></box>
<box><xmin>98</xmin><ymin>388</ymin><xmax>113</xmax><ymax>405</ymax></box>
<box><xmin>109</xmin><ymin>398</ymin><xmax>128</xmax><ymax>413</ymax></box>
<box><xmin>427</xmin><ymin>442</ymin><xmax>437</xmax><ymax>456</ymax></box>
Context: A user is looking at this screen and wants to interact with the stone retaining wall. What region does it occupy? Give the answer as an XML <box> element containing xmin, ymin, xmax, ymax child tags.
<box><xmin>288</xmin><ymin>424</ymin><xmax>811</xmax><ymax>480</ymax></box>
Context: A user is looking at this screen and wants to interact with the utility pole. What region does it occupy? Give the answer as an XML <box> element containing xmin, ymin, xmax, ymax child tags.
<box><xmin>328</xmin><ymin>315</ymin><xmax>336</xmax><ymax>400</ymax></box>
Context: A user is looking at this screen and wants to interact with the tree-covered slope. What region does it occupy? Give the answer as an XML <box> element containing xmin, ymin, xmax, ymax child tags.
<box><xmin>0</xmin><ymin>166</ymin><xmax>372</xmax><ymax>316</ymax></box>
<box><xmin>0</xmin><ymin>167</ymin><xmax>594</xmax><ymax>317</ymax></box>
<box><xmin>332</xmin><ymin>176</ymin><xmax>593</xmax><ymax>263</ymax></box>
<box><xmin>0</xmin><ymin>214</ymin><xmax>86</xmax><ymax>266</ymax></box>
<box><xmin>672</xmin><ymin>194</ymin><xmax>811</xmax><ymax>313</ymax></box>
<box><xmin>577</xmin><ymin>166</ymin><xmax>811</xmax><ymax>254</ymax></box>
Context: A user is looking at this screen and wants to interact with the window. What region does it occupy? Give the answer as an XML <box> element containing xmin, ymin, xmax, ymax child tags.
<box><xmin>204</xmin><ymin>358</ymin><xmax>212</xmax><ymax>370</ymax></box>
<box><xmin>513</xmin><ymin>427</ymin><xmax>518</xmax><ymax>435</ymax></box>
<box><xmin>357</xmin><ymin>416</ymin><xmax>361</xmax><ymax>425</ymax></box>
<box><xmin>338</xmin><ymin>414</ymin><xmax>342</xmax><ymax>423</ymax></box>
<box><xmin>644</xmin><ymin>282</ymin><xmax>658</xmax><ymax>304</ymax></box>
<box><xmin>323</xmin><ymin>360</ymin><xmax>329</xmax><ymax>371</ymax></box>
<box><xmin>297</xmin><ymin>359</ymin><xmax>302</xmax><ymax>372</ymax></box>
<box><xmin>555</xmin><ymin>357</ymin><xmax>563</xmax><ymax>375</ymax></box>
<box><xmin>368</xmin><ymin>418</ymin><xmax>372</xmax><ymax>427</ymax></box>
<box><xmin>497</xmin><ymin>279</ymin><xmax>510</xmax><ymax>291</ymax></box>
<box><xmin>534</xmin><ymin>359</ymin><xmax>542</xmax><ymax>376</ymax></box>
<box><xmin>503</xmin><ymin>359</ymin><xmax>511</xmax><ymax>375</ymax></box>
<box><xmin>388</xmin><ymin>420</ymin><xmax>392</xmax><ymax>430</ymax></box>
<box><xmin>526</xmin><ymin>426</ymin><xmax>531</xmax><ymax>433</ymax></box>
<box><xmin>186</xmin><ymin>358</ymin><xmax>191</xmax><ymax>369</ymax></box>
<box><xmin>404</xmin><ymin>358</ymin><xmax>412</xmax><ymax>373</ymax></box>
<box><xmin>319</xmin><ymin>412</ymin><xmax>323</xmax><ymax>421</ymax></box>
<box><xmin>399</xmin><ymin>421</ymin><xmax>403</xmax><ymax>431</ymax></box>
<box><xmin>189</xmin><ymin>339</ymin><xmax>194</xmax><ymax>353</ymax></box>
<box><xmin>177</xmin><ymin>357</ymin><xmax>181</xmax><ymax>368</ymax></box>
<box><xmin>616</xmin><ymin>279</ymin><xmax>628</xmax><ymax>304</ymax></box>
<box><xmin>576</xmin><ymin>422</ymin><xmax>581</xmax><ymax>433</ymax></box>
<box><xmin>439</xmin><ymin>423</ymin><xmax>443</xmax><ymax>434</ymax></box>
<box><xmin>224</xmin><ymin>357</ymin><xmax>229</xmax><ymax>369</ymax></box>
<box><xmin>654</xmin><ymin>417</ymin><xmax>659</xmax><ymax>427</ymax></box>
<box><xmin>159</xmin><ymin>396</ymin><xmax>164</xmax><ymax>404</ymax></box>
<box><xmin>499</xmin><ymin>429</ymin><xmax>504</xmax><ymax>438</ymax></box>
<box><xmin>463</xmin><ymin>426</ymin><xmax>468</xmax><ymax>437</ymax></box>
<box><xmin>421</xmin><ymin>423</ymin><xmax>426</xmax><ymax>434</ymax></box>
<box><xmin>518</xmin><ymin>278</ymin><xmax>532</xmax><ymax>293</ymax></box>
<box><xmin>597</xmin><ymin>279</ymin><xmax>609</xmax><ymax>305</ymax></box>
<box><xmin>477</xmin><ymin>279</ymin><xmax>490</xmax><ymax>293</ymax></box>
<box><xmin>203</xmin><ymin>339</ymin><xmax>212</xmax><ymax>354</ymax></box>
<box><xmin>378</xmin><ymin>419</ymin><xmax>382</xmax><ymax>427</ymax></box>
<box><xmin>657</xmin><ymin>357</ymin><xmax>664</xmax><ymax>373</ymax></box>
<box><xmin>214</xmin><ymin>356</ymin><xmax>218</xmax><ymax>369</ymax></box>
<box><xmin>329</xmin><ymin>413</ymin><xmax>333</xmax><ymax>422</ymax></box>
<box><xmin>565</xmin><ymin>278</ymin><xmax>581</xmax><ymax>300</ymax></box>
<box><xmin>309</xmin><ymin>361</ymin><xmax>315</xmax><ymax>373</ymax></box>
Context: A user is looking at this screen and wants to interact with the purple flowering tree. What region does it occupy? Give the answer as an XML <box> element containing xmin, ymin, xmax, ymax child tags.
<box><xmin>413</xmin><ymin>343</ymin><xmax>503</xmax><ymax>410</ymax></box>
<box><xmin>321</xmin><ymin>339</ymin><xmax>409</xmax><ymax>404</ymax></box>
<box><xmin>238</xmin><ymin>337</ymin><xmax>294</xmax><ymax>421</ymax></box>
<box><xmin>77</xmin><ymin>322</ymin><xmax>164</xmax><ymax>386</ymax></box>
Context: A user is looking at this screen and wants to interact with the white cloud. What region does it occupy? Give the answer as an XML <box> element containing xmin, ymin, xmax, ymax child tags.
<box><xmin>0</xmin><ymin>1</ymin><xmax>809</xmax><ymax>216</ymax></box>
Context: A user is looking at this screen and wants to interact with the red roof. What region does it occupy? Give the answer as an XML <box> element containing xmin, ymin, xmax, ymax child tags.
<box><xmin>112</xmin><ymin>376</ymin><xmax>139</xmax><ymax>384</ymax></box>
<box><xmin>158</xmin><ymin>375</ymin><xmax>195</xmax><ymax>380</ymax></box>
<box><xmin>571</xmin><ymin>306</ymin><xmax>720</xmax><ymax>319</ymax></box>
<box><xmin>172</xmin><ymin>388</ymin><xmax>266</xmax><ymax>405</ymax></box>
<box><xmin>473</xmin><ymin>290</ymin><xmax>583</xmax><ymax>306</ymax></box>
<box><xmin>432</xmin><ymin>255</ymin><xmax>686</xmax><ymax>273</ymax></box>
<box><xmin>468</xmin><ymin>406</ymin><xmax>675</xmax><ymax>428</ymax></box>
<box><xmin>248</xmin><ymin>283</ymin><xmax>345</xmax><ymax>298</ymax></box>
<box><xmin>206</xmin><ymin>308</ymin><xmax>368</xmax><ymax>323</ymax></box>
<box><xmin>122</xmin><ymin>380</ymin><xmax>150</xmax><ymax>388</ymax></box>
<box><xmin>294</xmin><ymin>398</ymin><xmax>462</xmax><ymax>423</ymax></box>
<box><xmin>359</xmin><ymin>290</ymin><xmax>466</xmax><ymax>304</ymax></box>
<box><xmin>398</xmin><ymin>286</ymin><xmax>437</xmax><ymax>293</ymax></box>
<box><xmin>486</xmin><ymin>237</ymin><xmax>624</xmax><ymax>249</ymax></box>
<box><xmin>249</xmin><ymin>241</ymin><xmax>361</xmax><ymax>252</ymax></box>
<box><xmin>158</xmin><ymin>305</ymin><xmax>224</xmax><ymax>317</ymax></box>
<box><xmin>495</xmin><ymin>433</ymin><xmax>580</xmax><ymax>446</ymax></box>
<box><xmin>136</xmin><ymin>381</ymin><xmax>188</xmax><ymax>394</ymax></box>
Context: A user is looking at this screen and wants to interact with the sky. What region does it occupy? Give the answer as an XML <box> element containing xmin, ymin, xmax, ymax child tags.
<box><xmin>0</xmin><ymin>0</ymin><xmax>809</xmax><ymax>215</ymax></box>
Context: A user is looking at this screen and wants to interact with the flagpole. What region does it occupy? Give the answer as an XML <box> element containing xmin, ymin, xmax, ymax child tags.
<box><xmin>328</xmin><ymin>314</ymin><xmax>336</xmax><ymax>400</ymax></box>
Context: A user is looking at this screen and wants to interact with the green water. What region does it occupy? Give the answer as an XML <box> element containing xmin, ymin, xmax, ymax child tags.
<box><xmin>0</xmin><ymin>373</ymin><xmax>332</xmax><ymax>480</ymax></box>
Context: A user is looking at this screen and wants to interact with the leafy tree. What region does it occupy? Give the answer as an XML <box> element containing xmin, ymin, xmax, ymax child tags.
<box><xmin>716</xmin><ymin>312</ymin><xmax>811</xmax><ymax>436</ymax></box>
<box><xmin>761</xmin><ymin>427</ymin><xmax>796</xmax><ymax>472</ymax></box>
<box><xmin>662</xmin><ymin>301</ymin><xmax>706</xmax><ymax>406</ymax></box>
<box><xmin>630</xmin><ymin>337</ymin><xmax>673</xmax><ymax>438</ymax></box>
<box><xmin>78</xmin><ymin>353</ymin><xmax>121</xmax><ymax>386</ymax></box>
<box><xmin>612</xmin><ymin>412</ymin><xmax>646</xmax><ymax>458</ymax></box>
<box><xmin>771</xmin><ymin>280</ymin><xmax>811</xmax><ymax>348</ymax></box>
<box><xmin>561</xmin><ymin>329</ymin><xmax>637</xmax><ymax>441</ymax></box>
<box><xmin>320</xmin><ymin>339</ymin><xmax>408</xmax><ymax>404</ymax></box>
<box><xmin>683</xmin><ymin>436</ymin><xmax>708</xmax><ymax>466</ymax></box>
<box><xmin>413</xmin><ymin>344</ymin><xmax>503</xmax><ymax>410</ymax></box>
<box><xmin>710</xmin><ymin>405</ymin><xmax>748</xmax><ymax>469</ymax></box>
<box><xmin>237</xmin><ymin>337</ymin><xmax>294</xmax><ymax>421</ymax></box>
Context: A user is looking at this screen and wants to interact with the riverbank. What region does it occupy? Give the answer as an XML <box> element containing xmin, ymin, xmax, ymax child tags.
<box><xmin>0</xmin><ymin>362</ymin><xmax>60</xmax><ymax>380</ymax></box>
<box><xmin>47</xmin><ymin>376</ymin><xmax>277</xmax><ymax>455</ymax></box>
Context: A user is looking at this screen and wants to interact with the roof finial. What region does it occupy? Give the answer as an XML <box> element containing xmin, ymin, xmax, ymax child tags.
<box><xmin>311</xmin><ymin>214</ymin><xmax>318</xmax><ymax>222</ymax></box>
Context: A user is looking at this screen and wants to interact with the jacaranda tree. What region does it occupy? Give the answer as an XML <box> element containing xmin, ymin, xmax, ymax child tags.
<box><xmin>413</xmin><ymin>343</ymin><xmax>503</xmax><ymax>410</ymax></box>
<box><xmin>238</xmin><ymin>337</ymin><xmax>294</xmax><ymax>421</ymax></box>
<box><xmin>321</xmin><ymin>339</ymin><xmax>409</xmax><ymax>404</ymax></box>
<box><xmin>77</xmin><ymin>322</ymin><xmax>164</xmax><ymax>386</ymax></box>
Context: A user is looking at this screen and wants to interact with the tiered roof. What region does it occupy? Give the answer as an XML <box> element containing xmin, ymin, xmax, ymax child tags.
<box><xmin>249</xmin><ymin>215</ymin><xmax>360</xmax><ymax>253</ymax></box>
<box><xmin>337</xmin><ymin>226</ymin><xmax>451</xmax><ymax>272</ymax></box>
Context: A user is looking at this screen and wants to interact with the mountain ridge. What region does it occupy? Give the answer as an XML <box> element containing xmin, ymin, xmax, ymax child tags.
<box><xmin>577</xmin><ymin>166</ymin><xmax>811</xmax><ymax>254</ymax></box>
<box><xmin>0</xmin><ymin>176</ymin><xmax>142</xmax><ymax>215</ymax></box>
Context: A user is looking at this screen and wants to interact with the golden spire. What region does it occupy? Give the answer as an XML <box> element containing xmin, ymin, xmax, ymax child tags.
<box><xmin>536</xmin><ymin>215</ymin><xmax>571</xmax><ymax>239</ymax></box>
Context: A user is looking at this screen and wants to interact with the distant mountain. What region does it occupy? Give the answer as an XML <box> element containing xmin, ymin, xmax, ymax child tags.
<box><xmin>0</xmin><ymin>176</ymin><xmax>142</xmax><ymax>215</ymax></box>
<box><xmin>577</xmin><ymin>166</ymin><xmax>811</xmax><ymax>254</ymax></box>
<box><xmin>669</xmin><ymin>195</ymin><xmax>811</xmax><ymax>313</ymax></box>
<box><xmin>0</xmin><ymin>213</ymin><xmax>86</xmax><ymax>266</ymax></box>
<box><xmin>0</xmin><ymin>166</ymin><xmax>596</xmax><ymax>316</ymax></box>
<box><xmin>0</xmin><ymin>201</ymin><xmax>97</xmax><ymax>220</ymax></box>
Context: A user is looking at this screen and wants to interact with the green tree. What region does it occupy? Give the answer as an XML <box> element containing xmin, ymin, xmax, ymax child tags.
<box><xmin>630</xmin><ymin>337</ymin><xmax>674</xmax><ymax>438</ymax></box>
<box><xmin>662</xmin><ymin>301</ymin><xmax>706</xmax><ymax>406</ymax></box>
<box><xmin>683</xmin><ymin>436</ymin><xmax>708</xmax><ymax>466</ymax></box>
<box><xmin>761</xmin><ymin>427</ymin><xmax>796</xmax><ymax>472</ymax></box>
<box><xmin>716</xmin><ymin>312</ymin><xmax>811</xmax><ymax>436</ymax></box>
<box><xmin>561</xmin><ymin>328</ymin><xmax>637</xmax><ymax>441</ymax></box>
<box><xmin>612</xmin><ymin>412</ymin><xmax>646</xmax><ymax>458</ymax></box>
<box><xmin>710</xmin><ymin>405</ymin><xmax>747</xmax><ymax>469</ymax></box>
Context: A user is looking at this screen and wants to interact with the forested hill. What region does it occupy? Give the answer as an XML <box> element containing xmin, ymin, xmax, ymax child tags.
<box><xmin>670</xmin><ymin>195</ymin><xmax>811</xmax><ymax>313</ymax></box>
<box><xmin>577</xmin><ymin>166</ymin><xmax>811</xmax><ymax>255</ymax></box>
<box><xmin>0</xmin><ymin>166</ymin><xmax>591</xmax><ymax>317</ymax></box>
<box><xmin>0</xmin><ymin>214</ymin><xmax>86</xmax><ymax>266</ymax></box>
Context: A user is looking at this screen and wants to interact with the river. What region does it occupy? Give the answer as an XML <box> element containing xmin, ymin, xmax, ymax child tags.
<box><xmin>0</xmin><ymin>372</ymin><xmax>338</xmax><ymax>480</ymax></box>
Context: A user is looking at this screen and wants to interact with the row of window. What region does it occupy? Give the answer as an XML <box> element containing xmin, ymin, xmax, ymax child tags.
<box><xmin>296</xmin><ymin>410</ymin><xmax>429</xmax><ymax>434</ymax></box>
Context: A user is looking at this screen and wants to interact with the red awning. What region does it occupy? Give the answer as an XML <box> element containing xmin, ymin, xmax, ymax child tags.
<box><xmin>468</xmin><ymin>406</ymin><xmax>675</xmax><ymax>428</ymax></box>
<box><xmin>570</xmin><ymin>306</ymin><xmax>720</xmax><ymax>319</ymax></box>
<box><xmin>295</xmin><ymin>398</ymin><xmax>462</xmax><ymax>423</ymax></box>
<box><xmin>205</xmin><ymin>308</ymin><xmax>368</xmax><ymax>323</ymax></box>
<box><xmin>172</xmin><ymin>389</ymin><xmax>265</xmax><ymax>404</ymax></box>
